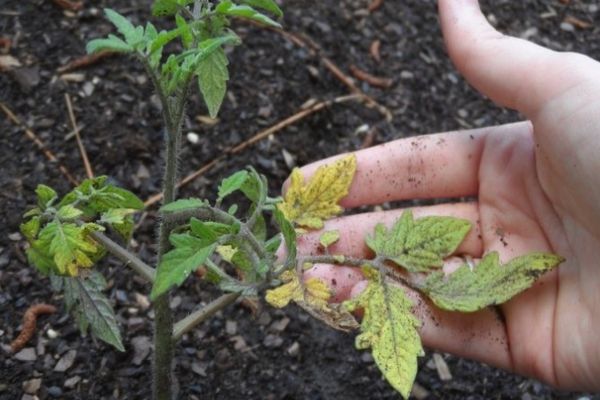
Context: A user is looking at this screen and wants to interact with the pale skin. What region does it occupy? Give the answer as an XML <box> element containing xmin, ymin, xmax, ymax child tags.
<box><xmin>292</xmin><ymin>0</ymin><xmax>600</xmax><ymax>392</ymax></box>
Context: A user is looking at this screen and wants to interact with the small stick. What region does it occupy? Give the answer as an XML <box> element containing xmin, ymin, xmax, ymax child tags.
<box><xmin>368</xmin><ymin>0</ymin><xmax>384</xmax><ymax>13</ymax></box>
<box><xmin>0</xmin><ymin>102</ymin><xmax>79</xmax><ymax>186</ymax></box>
<box><xmin>144</xmin><ymin>94</ymin><xmax>362</xmax><ymax>207</ymax></box>
<box><xmin>11</xmin><ymin>304</ymin><xmax>57</xmax><ymax>353</ymax></box>
<box><xmin>57</xmin><ymin>50</ymin><xmax>117</xmax><ymax>74</ymax></box>
<box><xmin>52</xmin><ymin>0</ymin><xmax>83</xmax><ymax>12</ymax></box>
<box><xmin>65</xmin><ymin>93</ymin><xmax>94</xmax><ymax>179</ymax></box>
<box><xmin>349</xmin><ymin>65</ymin><xmax>393</xmax><ymax>89</ymax></box>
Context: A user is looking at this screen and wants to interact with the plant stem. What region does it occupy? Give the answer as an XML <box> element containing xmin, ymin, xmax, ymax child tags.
<box><xmin>89</xmin><ymin>231</ymin><xmax>155</xmax><ymax>282</ymax></box>
<box><xmin>172</xmin><ymin>292</ymin><xmax>240</xmax><ymax>341</ymax></box>
<box><xmin>153</xmin><ymin>111</ymin><xmax>184</xmax><ymax>400</ymax></box>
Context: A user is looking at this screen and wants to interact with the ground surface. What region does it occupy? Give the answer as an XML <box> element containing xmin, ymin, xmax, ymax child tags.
<box><xmin>1</xmin><ymin>0</ymin><xmax>600</xmax><ymax>399</ymax></box>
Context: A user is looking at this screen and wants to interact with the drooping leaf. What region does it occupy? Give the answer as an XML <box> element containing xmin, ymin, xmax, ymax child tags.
<box><xmin>422</xmin><ymin>252</ymin><xmax>563</xmax><ymax>312</ymax></box>
<box><xmin>241</xmin><ymin>0</ymin><xmax>283</xmax><ymax>17</ymax></box>
<box><xmin>151</xmin><ymin>239</ymin><xmax>216</xmax><ymax>299</ymax></box>
<box><xmin>216</xmin><ymin>1</ymin><xmax>281</xmax><ymax>28</ymax></box>
<box><xmin>161</xmin><ymin>198</ymin><xmax>208</xmax><ymax>213</ymax></box>
<box><xmin>35</xmin><ymin>184</ymin><xmax>57</xmax><ymax>209</ymax></box>
<box><xmin>367</xmin><ymin>210</ymin><xmax>471</xmax><ymax>272</ymax></box>
<box><xmin>319</xmin><ymin>230</ymin><xmax>340</xmax><ymax>248</ymax></box>
<box><xmin>344</xmin><ymin>268</ymin><xmax>423</xmax><ymax>399</ymax></box>
<box><xmin>278</xmin><ymin>154</ymin><xmax>356</xmax><ymax>229</ymax></box>
<box><xmin>66</xmin><ymin>271</ymin><xmax>125</xmax><ymax>351</ymax></box>
<box><xmin>38</xmin><ymin>221</ymin><xmax>103</xmax><ymax>276</ymax></box>
<box><xmin>218</xmin><ymin>170</ymin><xmax>248</xmax><ymax>201</ymax></box>
<box><xmin>197</xmin><ymin>47</ymin><xmax>229</xmax><ymax>118</ymax></box>
<box><xmin>86</xmin><ymin>35</ymin><xmax>133</xmax><ymax>54</ymax></box>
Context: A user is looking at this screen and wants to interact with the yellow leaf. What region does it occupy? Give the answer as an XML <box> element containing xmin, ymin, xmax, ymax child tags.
<box><xmin>265</xmin><ymin>271</ymin><xmax>332</xmax><ymax>309</ymax></box>
<box><xmin>344</xmin><ymin>268</ymin><xmax>423</xmax><ymax>399</ymax></box>
<box><xmin>278</xmin><ymin>154</ymin><xmax>357</xmax><ymax>229</ymax></box>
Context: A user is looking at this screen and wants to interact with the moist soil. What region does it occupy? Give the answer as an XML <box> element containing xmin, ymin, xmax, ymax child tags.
<box><xmin>1</xmin><ymin>0</ymin><xmax>600</xmax><ymax>399</ymax></box>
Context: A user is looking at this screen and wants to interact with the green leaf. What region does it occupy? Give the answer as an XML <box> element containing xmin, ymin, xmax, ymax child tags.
<box><xmin>151</xmin><ymin>243</ymin><xmax>216</xmax><ymax>299</ymax></box>
<box><xmin>197</xmin><ymin>47</ymin><xmax>229</xmax><ymax>118</ymax></box>
<box><xmin>367</xmin><ymin>210</ymin><xmax>471</xmax><ymax>272</ymax></box>
<box><xmin>175</xmin><ymin>14</ymin><xmax>193</xmax><ymax>48</ymax></box>
<box><xmin>161</xmin><ymin>198</ymin><xmax>208</xmax><ymax>213</ymax></box>
<box><xmin>265</xmin><ymin>235</ymin><xmax>282</xmax><ymax>254</ymax></box>
<box><xmin>38</xmin><ymin>221</ymin><xmax>103</xmax><ymax>276</ymax></box>
<box><xmin>422</xmin><ymin>252</ymin><xmax>563</xmax><ymax>312</ymax></box>
<box><xmin>344</xmin><ymin>268</ymin><xmax>423</xmax><ymax>399</ymax></box>
<box><xmin>241</xmin><ymin>0</ymin><xmax>283</xmax><ymax>17</ymax></box>
<box><xmin>319</xmin><ymin>230</ymin><xmax>340</xmax><ymax>248</ymax></box>
<box><xmin>218</xmin><ymin>170</ymin><xmax>249</xmax><ymax>201</ymax></box>
<box><xmin>57</xmin><ymin>204</ymin><xmax>84</xmax><ymax>221</ymax></box>
<box><xmin>273</xmin><ymin>208</ymin><xmax>296</xmax><ymax>268</ymax></box>
<box><xmin>151</xmin><ymin>0</ymin><xmax>193</xmax><ymax>16</ymax></box>
<box><xmin>86</xmin><ymin>35</ymin><xmax>133</xmax><ymax>54</ymax></box>
<box><xmin>26</xmin><ymin>242</ymin><xmax>55</xmax><ymax>275</ymax></box>
<box><xmin>99</xmin><ymin>208</ymin><xmax>136</xmax><ymax>225</ymax></box>
<box><xmin>68</xmin><ymin>271</ymin><xmax>125</xmax><ymax>351</ymax></box>
<box><xmin>216</xmin><ymin>1</ymin><xmax>282</xmax><ymax>28</ymax></box>
<box><xmin>103</xmin><ymin>9</ymin><xmax>141</xmax><ymax>46</ymax></box>
<box><xmin>240</xmin><ymin>170</ymin><xmax>262</xmax><ymax>202</ymax></box>
<box><xmin>20</xmin><ymin>217</ymin><xmax>41</xmax><ymax>242</ymax></box>
<box><xmin>36</xmin><ymin>184</ymin><xmax>57</xmax><ymax>209</ymax></box>
<box><xmin>190</xmin><ymin>218</ymin><xmax>219</xmax><ymax>243</ymax></box>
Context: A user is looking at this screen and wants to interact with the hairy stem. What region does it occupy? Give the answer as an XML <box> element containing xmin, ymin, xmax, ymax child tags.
<box><xmin>172</xmin><ymin>292</ymin><xmax>240</xmax><ymax>341</ymax></box>
<box><xmin>90</xmin><ymin>231</ymin><xmax>155</xmax><ymax>282</ymax></box>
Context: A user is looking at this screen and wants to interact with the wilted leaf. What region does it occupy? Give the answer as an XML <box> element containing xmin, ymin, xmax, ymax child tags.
<box><xmin>265</xmin><ymin>270</ymin><xmax>330</xmax><ymax>308</ymax></box>
<box><xmin>422</xmin><ymin>252</ymin><xmax>563</xmax><ymax>312</ymax></box>
<box><xmin>367</xmin><ymin>210</ymin><xmax>471</xmax><ymax>272</ymax></box>
<box><xmin>344</xmin><ymin>268</ymin><xmax>423</xmax><ymax>399</ymax></box>
<box><xmin>66</xmin><ymin>271</ymin><xmax>125</xmax><ymax>351</ymax></box>
<box><xmin>37</xmin><ymin>221</ymin><xmax>103</xmax><ymax>276</ymax></box>
<box><xmin>278</xmin><ymin>154</ymin><xmax>356</xmax><ymax>229</ymax></box>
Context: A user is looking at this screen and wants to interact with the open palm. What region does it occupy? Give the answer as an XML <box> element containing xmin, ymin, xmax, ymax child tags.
<box><xmin>295</xmin><ymin>0</ymin><xmax>600</xmax><ymax>391</ymax></box>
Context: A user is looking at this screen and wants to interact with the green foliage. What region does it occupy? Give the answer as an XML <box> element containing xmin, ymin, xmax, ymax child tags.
<box><xmin>344</xmin><ymin>268</ymin><xmax>423</xmax><ymax>399</ymax></box>
<box><xmin>218</xmin><ymin>170</ymin><xmax>249</xmax><ymax>201</ymax></box>
<box><xmin>216</xmin><ymin>1</ymin><xmax>281</xmax><ymax>28</ymax></box>
<box><xmin>422</xmin><ymin>252</ymin><xmax>563</xmax><ymax>312</ymax></box>
<box><xmin>241</xmin><ymin>0</ymin><xmax>283</xmax><ymax>18</ymax></box>
<box><xmin>161</xmin><ymin>198</ymin><xmax>208</xmax><ymax>212</ymax></box>
<box><xmin>367</xmin><ymin>210</ymin><xmax>471</xmax><ymax>272</ymax></box>
<box><xmin>152</xmin><ymin>0</ymin><xmax>194</xmax><ymax>16</ymax></box>
<box><xmin>319</xmin><ymin>230</ymin><xmax>340</xmax><ymax>248</ymax></box>
<box><xmin>60</xmin><ymin>271</ymin><xmax>125</xmax><ymax>351</ymax></box>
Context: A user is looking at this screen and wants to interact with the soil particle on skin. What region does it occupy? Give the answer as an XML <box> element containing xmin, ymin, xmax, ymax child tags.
<box><xmin>1</xmin><ymin>0</ymin><xmax>600</xmax><ymax>399</ymax></box>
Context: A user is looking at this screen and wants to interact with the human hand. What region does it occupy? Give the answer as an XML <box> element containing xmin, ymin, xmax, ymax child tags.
<box><xmin>292</xmin><ymin>0</ymin><xmax>600</xmax><ymax>391</ymax></box>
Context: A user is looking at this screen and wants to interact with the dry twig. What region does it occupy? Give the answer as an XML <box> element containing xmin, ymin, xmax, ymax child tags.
<box><xmin>144</xmin><ymin>94</ymin><xmax>362</xmax><ymax>207</ymax></box>
<box><xmin>11</xmin><ymin>304</ymin><xmax>57</xmax><ymax>353</ymax></box>
<box><xmin>349</xmin><ymin>65</ymin><xmax>393</xmax><ymax>88</ymax></box>
<box><xmin>52</xmin><ymin>0</ymin><xmax>83</xmax><ymax>11</ymax></box>
<box><xmin>57</xmin><ymin>50</ymin><xmax>117</xmax><ymax>74</ymax></box>
<box><xmin>1</xmin><ymin>102</ymin><xmax>79</xmax><ymax>185</ymax></box>
<box><xmin>65</xmin><ymin>93</ymin><xmax>94</xmax><ymax>179</ymax></box>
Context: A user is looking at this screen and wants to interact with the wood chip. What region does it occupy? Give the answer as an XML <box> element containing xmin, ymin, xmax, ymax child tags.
<box><xmin>57</xmin><ymin>50</ymin><xmax>116</xmax><ymax>73</ymax></box>
<box><xmin>410</xmin><ymin>382</ymin><xmax>430</xmax><ymax>400</ymax></box>
<box><xmin>433</xmin><ymin>352</ymin><xmax>453</xmax><ymax>381</ymax></box>
<box><xmin>0</xmin><ymin>54</ymin><xmax>21</xmax><ymax>71</ymax></box>
<box><xmin>369</xmin><ymin>39</ymin><xmax>381</xmax><ymax>63</ymax></box>
<box><xmin>349</xmin><ymin>65</ymin><xmax>393</xmax><ymax>88</ymax></box>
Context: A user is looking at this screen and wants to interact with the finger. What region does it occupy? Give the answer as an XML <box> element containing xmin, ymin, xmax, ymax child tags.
<box><xmin>438</xmin><ymin>0</ymin><xmax>600</xmax><ymax>116</ymax></box>
<box><xmin>297</xmin><ymin>202</ymin><xmax>483</xmax><ymax>259</ymax></box>
<box><xmin>290</xmin><ymin>123</ymin><xmax>529</xmax><ymax>208</ymax></box>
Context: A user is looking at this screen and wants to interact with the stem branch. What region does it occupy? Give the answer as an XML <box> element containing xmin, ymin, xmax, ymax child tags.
<box><xmin>90</xmin><ymin>231</ymin><xmax>155</xmax><ymax>282</ymax></box>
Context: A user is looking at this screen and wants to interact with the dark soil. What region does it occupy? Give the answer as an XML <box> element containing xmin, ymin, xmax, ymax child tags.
<box><xmin>1</xmin><ymin>0</ymin><xmax>600</xmax><ymax>399</ymax></box>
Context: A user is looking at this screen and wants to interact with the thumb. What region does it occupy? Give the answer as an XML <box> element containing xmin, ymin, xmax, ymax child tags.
<box><xmin>438</xmin><ymin>0</ymin><xmax>600</xmax><ymax>117</ymax></box>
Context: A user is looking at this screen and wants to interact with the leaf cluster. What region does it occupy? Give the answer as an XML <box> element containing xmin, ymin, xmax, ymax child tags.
<box><xmin>86</xmin><ymin>0</ymin><xmax>283</xmax><ymax>118</ymax></box>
